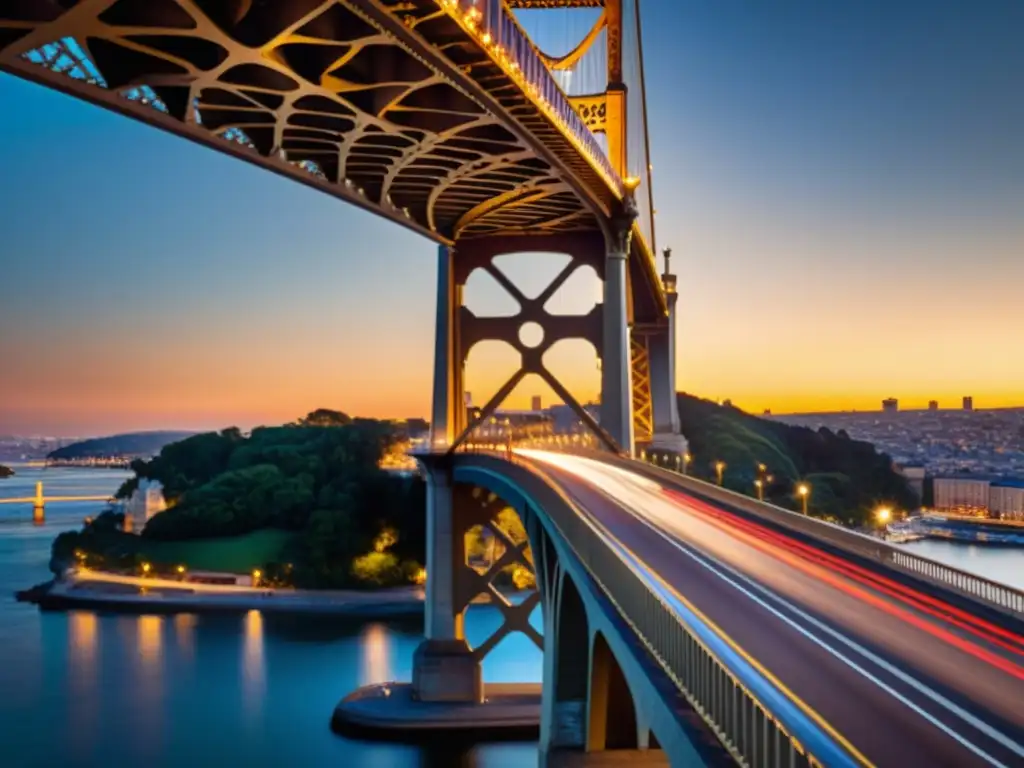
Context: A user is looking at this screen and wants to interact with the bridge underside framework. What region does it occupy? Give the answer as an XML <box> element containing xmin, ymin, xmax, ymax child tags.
<box><xmin>0</xmin><ymin>0</ymin><xmax>665</xmax><ymax>312</ymax></box>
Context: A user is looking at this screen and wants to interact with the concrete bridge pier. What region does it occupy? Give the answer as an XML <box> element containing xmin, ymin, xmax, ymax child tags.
<box><xmin>647</xmin><ymin>248</ymin><xmax>688</xmax><ymax>457</ymax></box>
<box><xmin>412</xmin><ymin>466</ymin><xmax>482</xmax><ymax>703</ymax></box>
<box><xmin>600</xmin><ymin>205</ymin><xmax>637</xmax><ymax>457</ymax></box>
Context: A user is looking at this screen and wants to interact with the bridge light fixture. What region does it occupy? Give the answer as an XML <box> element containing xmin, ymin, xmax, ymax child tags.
<box><xmin>797</xmin><ymin>483</ymin><xmax>810</xmax><ymax>515</ymax></box>
<box><xmin>714</xmin><ymin>461</ymin><xmax>726</xmax><ymax>486</ymax></box>
<box><xmin>141</xmin><ymin>562</ymin><xmax>151</xmax><ymax>575</ymax></box>
<box><xmin>875</xmin><ymin>507</ymin><xmax>892</xmax><ymax>524</ymax></box>
<box><xmin>623</xmin><ymin>175</ymin><xmax>642</xmax><ymax>193</ymax></box>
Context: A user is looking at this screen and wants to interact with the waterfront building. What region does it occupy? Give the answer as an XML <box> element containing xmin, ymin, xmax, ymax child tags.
<box><xmin>882</xmin><ymin>398</ymin><xmax>899</xmax><ymax>413</ymax></box>
<box><xmin>932</xmin><ymin>475</ymin><xmax>1024</xmax><ymax>519</ymax></box>
<box><xmin>125</xmin><ymin>479</ymin><xmax>167</xmax><ymax>530</ymax></box>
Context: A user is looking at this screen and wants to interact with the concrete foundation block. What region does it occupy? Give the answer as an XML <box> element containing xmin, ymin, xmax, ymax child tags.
<box><xmin>412</xmin><ymin>638</ymin><xmax>482</xmax><ymax>703</ymax></box>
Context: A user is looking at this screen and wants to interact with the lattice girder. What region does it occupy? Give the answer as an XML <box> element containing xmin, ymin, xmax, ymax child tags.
<box><xmin>452</xmin><ymin>486</ymin><xmax>543</xmax><ymax>663</ymax></box>
<box><xmin>0</xmin><ymin>0</ymin><xmax>622</xmax><ymax>242</ymax></box>
<box><xmin>450</xmin><ymin>234</ymin><xmax>620</xmax><ymax>453</ymax></box>
<box><xmin>630</xmin><ymin>332</ymin><xmax>653</xmax><ymax>442</ymax></box>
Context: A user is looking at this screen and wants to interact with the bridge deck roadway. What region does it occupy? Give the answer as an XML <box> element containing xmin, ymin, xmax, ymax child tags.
<box><xmin>519</xmin><ymin>451</ymin><xmax>1024</xmax><ymax>767</ymax></box>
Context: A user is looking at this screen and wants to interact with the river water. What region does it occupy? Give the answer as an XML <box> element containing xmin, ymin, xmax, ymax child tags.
<box><xmin>2</xmin><ymin>466</ymin><xmax>1022</xmax><ymax>766</ymax></box>
<box><xmin>0</xmin><ymin>465</ymin><xmax>539</xmax><ymax>767</ymax></box>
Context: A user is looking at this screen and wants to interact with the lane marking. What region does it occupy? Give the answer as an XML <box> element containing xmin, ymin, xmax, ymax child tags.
<box><xmin>626</xmin><ymin>483</ymin><xmax>1022</xmax><ymax>765</ymax></box>
<box><xmin>523</xmin><ymin>456</ymin><xmax>872</xmax><ymax>768</ymax></box>
<box><xmin>671</xmin><ymin>489</ymin><xmax>1024</xmax><ymax>658</ymax></box>
<box><xmin>524</xmin><ymin>453</ymin><xmax>1022</xmax><ymax>766</ymax></box>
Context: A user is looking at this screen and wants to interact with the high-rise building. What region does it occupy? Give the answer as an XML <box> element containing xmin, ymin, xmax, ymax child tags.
<box><xmin>531</xmin><ymin>395</ymin><xmax>542</xmax><ymax>412</ymax></box>
<box><xmin>963</xmin><ymin>396</ymin><xmax>973</xmax><ymax>411</ymax></box>
<box><xmin>928</xmin><ymin>400</ymin><xmax>939</xmax><ymax>411</ymax></box>
<box><xmin>882</xmin><ymin>398</ymin><xmax>899</xmax><ymax>413</ymax></box>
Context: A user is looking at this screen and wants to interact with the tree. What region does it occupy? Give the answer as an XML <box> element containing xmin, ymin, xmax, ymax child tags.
<box><xmin>300</xmin><ymin>408</ymin><xmax>352</xmax><ymax>427</ymax></box>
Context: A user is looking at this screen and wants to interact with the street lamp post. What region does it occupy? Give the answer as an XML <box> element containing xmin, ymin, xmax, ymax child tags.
<box><xmin>875</xmin><ymin>506</ymin><xmax>892</xmax><ymax>530</ymax></box>
<box><xmin>715</xmin><ymin>461</ymin><xmax>726</xmax><ymax>486</ymax></box>
<box><xmin>754</xmin><ymin>479</ymin><xmax>764</xmax><ymax>501</ymax></box>
<box><xmin>683</xmin><ymin>452</ymin><xmax>692</xmax><ymax>475</ymax></box>
<box><xmin>797</xmin><ymin>483</ymin><xmax>810</xmax><ymax>515</ymax></box>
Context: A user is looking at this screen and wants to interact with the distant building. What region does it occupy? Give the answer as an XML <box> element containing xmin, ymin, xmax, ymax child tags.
<box><xmin>963</xmin><ymin>396</ymin><xmax>973</xmax><ymax>411</ymax></box>
<box><xmin>882</xmin><ymin>398</ymin><xmax>899</xmax><ymax>413</ymax></box>
<box><xmin>468</xmin><ymin>409</ymin><xmax>554</xmax><ymax>443</ymax></box>
<box><xmin>126</xmin><ymin>479</ymin><xmax>167</xmax><ymax>530</ymax></box>
<box><xmin>531</xmin><ymin>395</ymin><xmax>542</xmax><ymax>411</ymax></box>
<box><xmin>989</xmin><ymin>481</ymin><xmax>1024</xmax><ymax>519</ymax></box>
<box><xmin>928</xmin><ymin>400</ymin><xmax>939</xmax><ymax>411</ymax></box>
<box><xmin>763</xmin><ymin>409</ymin><xmax>772</xmax><ymax>416</ymax></box>
<box><xmin>932</xmin><ymin>476</ymin><xmax>990</xmax><ymax>516</ymax></box>
<box><xmin>894</xmin><ymin>464</ymin><xmax>926</xmax><ymax>500</ymax></box>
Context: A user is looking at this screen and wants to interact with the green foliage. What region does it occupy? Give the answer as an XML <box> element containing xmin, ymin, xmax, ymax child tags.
<box><xmin>299</xmin><ymin>408</ymin><xmax>352</xmax><ymax>427</ymax></box>
<box><xmin>138</xmin><ymin>529</ymin><xmax>297</xmax><ymax>573</ymax></box>
<box><xmin>678</xmin><ymin>393</ymin><xmax>919</xmax><ymax>526</ymax></box>
<box><xmin>50</xmin><ymin>517</ymin><xmax>296</xmax><ymax>576</ymax></box>
<box><xmin>350</xmin><ymin>552</ymin><xmax>402</xmax><ymax>587</ymax></box>
<box><xmin>93</xmin><ymin>416</ymin><xmax>426</xmax><ymax>589</ymax></box>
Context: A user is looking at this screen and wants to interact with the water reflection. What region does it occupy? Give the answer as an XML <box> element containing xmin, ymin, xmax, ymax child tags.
<box><xmin>138</xmin><ymin>615</ymin><xmax>163</xmax><ymax>671</ymax></box>
<box><xmin>129</xmin><ymin>615</ymin><xmax>165</xmax><ymax>751</ymax></box>
<box><xmin>174</xmin><ymin>613</ymin><xmax>197</xmax><ymax>662</ymax></box>
<box><xmin>243</xmin><ymin>610</ymin><xmax>265</xmax><ymax>721</ymax></box>
<box><xmin>67</xmin><ymin>611</ymin><xmax>98</xmax><ymax>755</ymax></box>
<box><xmin>67</xmin><ymin>611</ymin><xmax>97</xmax><ymax>688</ymax></box>
<box><xmin>359</xmin><ymin>623</ymin><xmax>392</xmax><ymax>686</ymax></box>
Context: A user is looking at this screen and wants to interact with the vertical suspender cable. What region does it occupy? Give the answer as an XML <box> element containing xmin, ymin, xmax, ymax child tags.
<box><xmin>633</xmin><ymin>0</ymin><xmax>657</xmax><ymax>255</ymax></box>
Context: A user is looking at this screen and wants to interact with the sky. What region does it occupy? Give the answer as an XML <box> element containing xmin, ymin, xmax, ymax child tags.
<box><xmin>1</xmin><ymin>0</ymin><xmax>1022</xmax><ymax>436</ymax></box>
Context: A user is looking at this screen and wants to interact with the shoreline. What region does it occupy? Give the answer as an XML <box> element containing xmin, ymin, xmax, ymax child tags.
<box><xmin>17</xmin><ymin>574</ymin><xmax>427</xmax><ymax>617</ymax></box>
<box><xmin>16</xmin><ymin>571</ymin><xmax>524</xmax><ymax>617</ymax></box>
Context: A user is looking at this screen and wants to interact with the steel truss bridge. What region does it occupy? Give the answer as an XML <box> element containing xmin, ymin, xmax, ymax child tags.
<box><xmin>3</xmin><ymin>3</ymin><xmax>1023</xmax><ymax>766</ymax></box>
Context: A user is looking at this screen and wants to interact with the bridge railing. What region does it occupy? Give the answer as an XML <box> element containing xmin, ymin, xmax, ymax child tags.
<box><xmin>460</xmin><ymin>451</ymin><xmax>837</xmax><ymax>767</ymax></box>
<box><xmin>619</xmin><ymin>456</ymin><xmax>1024</xmax><ymax>620</ymax></box>
<box><xmin>444</xmin><ymin>0</ymin><xmax>624</xmax><ymax>197</ymax></box>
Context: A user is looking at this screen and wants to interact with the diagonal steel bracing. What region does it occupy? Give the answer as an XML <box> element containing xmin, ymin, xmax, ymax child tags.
<box><xmin>447</xmin><ymin>234</ymin><xmax>620</xmax><ymax>454</ymax></box>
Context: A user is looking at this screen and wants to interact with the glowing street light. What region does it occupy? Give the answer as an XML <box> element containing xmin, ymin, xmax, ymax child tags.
<box><xmin>715</xmin><ymin>461</ymin><xmax>726</xmax><ymax>486</ymax></box>
<box><xmin>754</xmin><ymin>479</ymin><xmax>764</xmax><ymax>501</ymax></box>
<box><xmin>252</xmin><ymin>569</ymin><xmax>262</xmax><ymax>587</ymax></box>
<box><xmin>876</xmin><ymin>507</ymin><xmax>892</xmax><ymax>526</ymax></box>
<box><xmin>141</xmin><ymin>562</ymin><xmax>151</xmax><ymax>576</ymax></box>
<box><xmin>683</xmin><ymin>452</ymin><xmax>692</xmax><ymax>475</ymax></box>
<box><xmin>757</xmin><ymin>463</ymin><xmax>767</xmax><ymax>475</ymax></box>
<box><xmin>797</xmin><ymin>483</ymin><xmax>810</xmax><ymax>515</ymax></box>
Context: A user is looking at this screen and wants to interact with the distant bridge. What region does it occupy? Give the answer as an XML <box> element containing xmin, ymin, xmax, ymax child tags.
<box><xmin>0</xmin><ymin>482</ymin><xmax>113</xmax><ymax>522</ymax></box>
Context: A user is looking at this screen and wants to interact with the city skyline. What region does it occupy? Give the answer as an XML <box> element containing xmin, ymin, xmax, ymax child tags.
<box><xmin>2</xmin><ymin>1</ymin><xmax>1023</xmax><ymax>435</ymax></box>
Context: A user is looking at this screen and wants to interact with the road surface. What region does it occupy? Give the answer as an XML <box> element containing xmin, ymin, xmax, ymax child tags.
<box><xmin>519</xmin><ymin>450</ymin><xmax>1024</xmax><ymax>767</ymax></box>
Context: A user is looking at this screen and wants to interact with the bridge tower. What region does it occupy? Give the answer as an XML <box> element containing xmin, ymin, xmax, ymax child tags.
<box><xmin>32</xmin><ymin>482</ymin><xmax>44</xmax><ymax>524</ymax></box>
<box><xmin>412</xmin><ymin>0</ymin><xmax>686</xmax><ymax>756</ymax></box>
<box><xmin>430</xmin><ymin>0</ymin><xmax>684</xmax><ymax>459</ymax></box>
